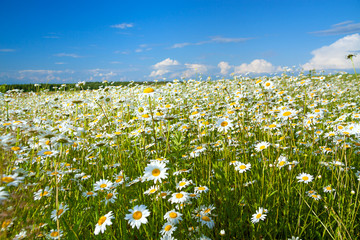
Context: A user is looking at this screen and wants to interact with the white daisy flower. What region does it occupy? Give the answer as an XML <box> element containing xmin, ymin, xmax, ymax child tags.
<box><xmin>216</xmin><ymin>118</ymin><xmax>233</xmax><ymax>133</ymax></box>
<box><xmin>164</xmin><ymin>209</ymin><xmax>183</xmax><ymax>224</ymax></box>
<box><xmin>198</xmin><ymin>214</ymin><xmax>215</xmax><ymax>229</ymax></box>
<box><xmin>94</xmin><ymin>179</ymin><xmax>113</xmax><ymax>191</ymax></box>
<box><xmin>254</xmin><ymin>141</ymin><xmax>270</xmax><ymax>152</ymax></box>
<box><xmin>0</xmin><ymin>187</ymin><xmax>9</xmax><ymax>203</ymax></box>
<box><xmin>168</xmin><ymin>192</ymin><xmax>189</xmax><ymax>204</ymax></box>
<box><xmin>194</xmin><ymin>186</ymin><xmax>209</xmax><ymax>194</ymax></box>
<box><xmin>235</xmin><ymin>162</ymin><xmax>251</xmax><ymax>173</ymax></box>
<box><xmin>47</xmin><ymin>229</ymin><xmax>63</xmax><ymax>239</ymax></box>
<box><xmin>50</xmin><ymin>203</ymin><xmax>68</xmax><ymax>221</ymax></box>
<box><xmin>251</xmin><ymin>207</ymin><xmax>267</xmax><ymax>224</ymax></box>
<box><xmin>125</xmin><ymin>205</ymin><xmax>151</xmax><ymax>229</ymax></box>
<box><xmin>1</xmin><ymin>173</ymin><xmax>24</xmax><ymax>187</ymax></box>
<box><xmin>143</xmin><ymin>162</ymin><xmax>168</xmax><ymax>184</ymax></box>
<box><xmin>176</xmin><ymin>179</ymin><xmax>192</xmax><ymax>190</ymax></box>
<box><xmin>94</xmin><ymin>211</ymin><xmax>114</xmax><ymax>235</ymax></box>
<box><xmin>296</xmin><ymin>173</ymin><xmax>314</xmax><ymax>184</ymax></box>
<box><xmin>160</xmin><ymin>222</ymin><xmax>177</xmax><ymax>236</ymax></box>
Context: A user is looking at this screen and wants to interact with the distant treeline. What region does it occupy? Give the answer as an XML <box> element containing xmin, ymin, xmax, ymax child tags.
<box><xmin>0</xmin><ymin>81</ymin><xmax>169</xmax><ymax>93</ymax></box>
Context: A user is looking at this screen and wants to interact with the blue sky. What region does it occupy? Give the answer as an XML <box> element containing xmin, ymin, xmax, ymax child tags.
<box><xmin>1</xmin><ymin>0</ymin><xmax>360</xmax><ymax>84</ymax></box>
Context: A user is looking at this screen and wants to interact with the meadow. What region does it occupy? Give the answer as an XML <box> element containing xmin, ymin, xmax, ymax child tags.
<box><xmin>0</xmin><ymin>73</ymin><xmax>359</xmax><ymax>239</ymax></box>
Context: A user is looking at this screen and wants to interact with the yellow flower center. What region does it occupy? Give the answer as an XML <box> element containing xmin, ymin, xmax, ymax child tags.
<box><xmin>106</xmin><ymin>193</ymin><xmax>113</xmax><ymax>199</ymax></box>
<box><xmin>259</xmin><ymin>145</ymin><xmax>266</xmax><ymax>150</ymax></box>
<box><xmin>152</xmin><ymin>169</ymin><xmax>160</xmax><ymax>176</ymax></box>
<box><xmin>57</xmin><ymin>209</ymin><xmax>64</xmax><ymax>216</ymax></box>
<box><xmin>239</xmin><ymin>165</ymin><xmax>246</xmax><ymax>170</ymax></box>
<box><xmin>133</xmin><ymin>211</ymin><xmax>142</xmax><ymax>220</ymax></box>
<box><xmin>2</xmin><ymin>220</ymin><xmax>11</xmax><ymax>228</ymax></box>
<box><xmin>100</xmin><ymin>184</ymin><xmax>107</xmax><ymax>188</ymax></box>
<box><xmin>179</xmin><ymin>182</ymin><xmax>186</xmax><ymax>186</ymax></box>
<box><xmin>279</xmin><ymin>161</ymin><xmax>285</xmax><ymax>166</ymax></box>
<box><xmin>176</xmin><ymin>193</ymin><xmax>183</xmax><ymax>199</ymax></box>
<box><xmin>98</xmin><ymin>216</ymin><xmax>107</xmax><ymax>225</ymax></box>
<box><xmin>282</xmin><ymin>111</ymin><xmax>292</xmax><ymax>116</ymax></box>
<box><xmin>2</xmin><ymin>177</ymin><xmax>14</xmax><ymax>183</ymax></box>
<box><xmin>202</xmin><ymin>216</ymin><xmax>210</xmax><ymax>221</ymax></box>
<box><xmin>149</xmin><ymin>189</ymin><xmax>156</xmax><ymax>193</ymax></box>
<box><xmin>87</xmin><ymin>192</ymin><xmax>93</xmax><ymax>195</ymax></box>
<box><xmin>221</xmin><ymin>121</ymin><xmax>228</xmax><ymax>127</ymax></box>
<box><xmin>302</xmin><ymin>176</ymin><xmax>309</xmax><ymax>181</ymax></box>
<box><xmin>268</xmin><ymin>124</ymin><xmax>276</xmax><ymax>128</ymax></box>
<box><xmin>143</xmin><ymin>88</ymin><xmax>155</xmax><ymax>93</ymax></box>
<box><xmin>265</xmin><ymin>82</ymin><xmax>271</xmax><ymax>87</ymax></box>
<box><xmin>164</xmin><ymin>225</ymin><xmax>172</xmax><ymax>231</ymax></box>
<box><xmin>198</xmin><ymin>187</ymin><xmax>206</xmax><ymax>190</ymax></box>
<box><xmin>40</xmin><ymin>191</ymin><xmax>48</xmax><ymax>197</ymax></box>
<box><xmin>11</xmin><ymin>146</ymin><xmax>20</xmax><ymax>151</ymax></box>
<box><xmin>50</xmin><ymin>231</ymin><xmax>59</xmax><ymax>237</ymax></box>
<box><xmin>43</xmin><ymin>151</ymin><xmax>53</xmax><ymax>155</ymax></box>
<box><xmin>169</xmin><ymin>212</ymin><xmax>177</xmax><ymax>218</ymax></box>
<box><xmin>256</xmin><ymin>213</ymin><xmax>262</xmax><ymax>219</ymax></box>
<box><xmin>142</xmin><ymin>114</ymin><xmax>149</xmax><ymax>118</ymax></box>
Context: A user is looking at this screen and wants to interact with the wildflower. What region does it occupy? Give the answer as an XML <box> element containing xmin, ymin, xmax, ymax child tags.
<box><xmin>0</xmin><ymin>187</ymin><xmax>9</xmax><ymax>203</ymax></box>
<box><xmin>82</xmin><ymin>191</ymin><xmax>97</xmax><ymax>198</ymax></box>
<box><xmin>144</xmin><ymin>185</ymin><xmax>159</xmax><ymax>195</ymax></box>
<box><xmin>288</xmin><ymin>237</ymin><xmax>302</xmax><ymax>240</ymax></box>
<box><xmin>235</xmin><ymin>162</ymin><xmax>251</xmax><ymax>173</ymax></box>
<box><xmin>125</xmin><ymin>205</ymin><xmax>151</xmax><ymax>229</ymax></box>
<box><xmin>94</xmin><ymin>179</ymin><xmax>113</xmax><ymax>191</ymax></box>
<box><xmin>143</xmin><ymin>162</ymin><xmax>168</xmax><ymax>184</ymax></box>
<box><xmin>255</xmin><ymin>141</ymin><xmax>270</xmax><ymax>152</ymax></box>
<box><xmin>278</xmin><ymin>109</ymin><xmax>297</xmax><ymax>120</ymax></box>
<box><xmin>169</xmin><ymin>192</ymin><xmax>189</xmax><ymax>204</ymax></box>
<box><xmin>34</xmin><ymin>187</ymin><xmax>52</xmax><ymax>200</ymax></box>
<box><xmin>194</xmin><ymin>186</ymin><xmax>209</xmax><ymax>194</ymax></box>
<box><xmin>220</xmin><ymin>229</ymin><xmax>226</xmax><ymax>236</ymax></box>
<box><xmin>176</xmin><ymin>179</ymin><xmax>192</xmax><ymax>190</ymax></box>
<box><xmin>94</xmin><ymin>211</ymin><xmax>114</xmax><ymax>235</ymax></box>
<box><xmin>51</xmin><ymin>203</ymin><xmax>68</xmax><ymax>221</ymax></box>
<box><xmin>251</xmin><ymin>207</ymin><xmax>267</xmax><ymax>224</ymax></box>
<box><xmin>323</xmin><ymin>185</ymin><xmax>334</xmax><ymax>193</ymax></box>
<box><xmin>13</xmin><ymin>229</ymin><xmax>27</xmax><ymax>240</ymax></box>
<box><xmin>1</xmin><ymin>173</ymin><xmax>24</xmax><ymax>187</ymax></box>
<box><xmin>216</xmin><ymin>118</ymin><xmax>233</xmax><ymax>133</ymax></box>
<box><xmin>277</xmin><ymin>155</ymin><xmax>288</xmax><ymax>169</ymax></box>
<box><xmin>160</xmin><ymin>222</ymin><xmax>177</xmax><ymax>237</ymax></box>
<box><xmin>103</xmin><ymin>190</ymin><xmax>118</xmax><ymax>205</ymax></box>
<box><xmin>198</xmin><ymin>215</ymin><xmax>215</xmax><ymax>229</ymax></box>
<box><xmin>164</xmin><ymin>209</ymin><xmax>183</xmax><ymax>224</ymax></box>
<box><xmin>309</xmin><ymin>194</ymin><xmax>321</xmax><ymax>201</ymax></box>
<box><xmin>47</xmin><ymin>229</ymin><xmax>63</xmax><ymax>239</ymax></box>
<box><xmin>296</xmin><ymin>173</ymin><xmax>314</xmax><ymax>184</ymax></box>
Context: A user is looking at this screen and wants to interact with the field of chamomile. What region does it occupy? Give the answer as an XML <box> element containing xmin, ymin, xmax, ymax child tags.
<box><xmin>1</xmin><ymin>73</ymin><xmax>360</xmax><ymax>240</ymax></box>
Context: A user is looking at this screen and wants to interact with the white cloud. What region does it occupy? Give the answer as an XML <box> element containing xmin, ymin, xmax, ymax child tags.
<box><xmin>302</xmin><ymin>33</ymin><xmax>360</xmax><ymax>70</ymax></box>
<box><xmin>0</xmin><ymin>49</ymin><xmax>15</xmax><ymax>52</ymax></box>
<box><xmin>111</xmin><ymin>23</ymin><xmax>134</xmax><ymax>29</ymax></box>
<box><xmin>182</xmin><ymin>63</ymin><xmax>208</xmax><ymax>78</ymax></box>
<box><xmin>234</xmin><ymin>59</ymin><xmax>279</xmax><ymax>74</ymax></box>
<box><xmin>218</xmin><ymin>61</ymin><xmax>232</xmax><ymax>74</ymax></box>
<box><xmin>150</xmin><ymin>58</ymin><xmax>181</xmax><ymax>77</ymax></box>
<box><xmin>54</xmin><ymin>53</ymin><xmax>81</xmax><ymax>58</ymax></box>
<box><xmin>149</xmin><ymin>58</ymin><xmax>207</xmax><ymax>78</ymax></box>
<box><xmin>171</xmin><ymin>36</ymin><xmax>251</xmax><ymax>48</ymax></box>
<box><xmin>311</xmin><ymin>21</ymin><xmax>360</xmax><ymax>36</ymax></box>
